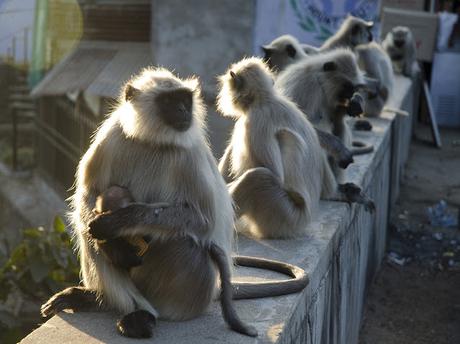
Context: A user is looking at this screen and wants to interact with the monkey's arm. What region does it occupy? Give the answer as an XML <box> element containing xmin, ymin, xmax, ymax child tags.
<box><xmin>325</xmin><ymin>182</ymin><xmax>375</xmax><ymax>212</ymax></box>
<box><xmin>218</xmin><ymin>144</ymin><xmax>234</xmax><ymax>183</ymax></box>
<box><xmin>88</xmin><ymin>202</ymin><xmax>207</xmax><ymax>241</ymax></box>
<box><xmin>315</xmin><ymin>129</ymin><xmax>353</xmax><ymax>169</ymax></box>
<box><xmin>250</xmin><ymin>130</ymin><xmax>285</xmax><ymax>182</ymax></box>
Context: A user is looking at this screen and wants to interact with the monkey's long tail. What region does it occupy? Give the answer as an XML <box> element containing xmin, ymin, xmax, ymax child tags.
<box><xmin>351</xmin><ymin>141</ymin><xmax>374</xmax><ymax>155</ymax></box>
<box><xmin>209</xmin><ymin>244</ymin><xmax>258</xmax><ymax>337</ymax></box>
<box><xmin>231</xmin><ymin>255</ymin><xmax>309</xmax><ymax>299</ymax></box>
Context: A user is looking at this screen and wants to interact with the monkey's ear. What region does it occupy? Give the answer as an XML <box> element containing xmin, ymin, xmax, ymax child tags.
<box><xmin>125</xmin><ymin>84</ymin><xmax>141</xmax><ymax>102</ymax></box>
<box><xmin>323</xmin><ymin>61</ymin><xmax>337</xmax><ymax>72</ymax></box>
<box><xmin>230</xmin><ymin>71</ymin><xmax>244</xmax><ymax>89</ymax></box>
<box><xmin>285</xmin><ymin>44</ymin><xmax>296</xmax><ymax>58</ymax></box>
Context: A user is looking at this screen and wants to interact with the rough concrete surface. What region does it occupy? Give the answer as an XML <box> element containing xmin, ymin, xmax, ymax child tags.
<box><xmin>359</xmin><ymin>126</ymin><xmax>460</xmax><ymax>344</ymax></box>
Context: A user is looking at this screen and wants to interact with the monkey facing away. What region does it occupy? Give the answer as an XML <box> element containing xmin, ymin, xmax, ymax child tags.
<box><xmin>41</xmin><ymin>68</ymin><xmax>309</xmax><ymax>338</ymax></box>
<box><xmin>217</xmin><ymin>57</ymin><xmax>374</xmax><ymax>239</ymax></box>
<box><xmin>355</xmin><ymin>42</ymin><xmax>395</xmax><ymax>118</ymax></box>
<box><xmin>382</xmin><ymin>26</ymin><xmax>418</xmax><ymax>78</ymax></box>
<box><xmin>320</xmin><ymin>15</ymin><xmax>374</xmax><ymax>51</ymax></box>
<box><xmin>275</xmin><ymin>48</ymin><xmax>373</xmax><ymax>181</ymax></box>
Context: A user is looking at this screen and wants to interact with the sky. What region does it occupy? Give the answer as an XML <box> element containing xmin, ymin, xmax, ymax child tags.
<box><xmin>0</xmin><ymin>0</ymin><xmax>36</xmax><ymax>62</ymax></box>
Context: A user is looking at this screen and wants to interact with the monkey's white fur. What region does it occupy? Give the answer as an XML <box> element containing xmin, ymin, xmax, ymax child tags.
<box><xmin>355</xmin><ymin>42</ymin><xmax>394</xmax><ymax>117</ymax></box>
<box><xmin>382</xmin><ymin>26</ymin><xmax>418</xmax><ymax>78</ymax></box>
<box><xmin>71</xmin><ymin>68</ymin><xmax>234</xmax><ymax>320</ymax></box>
<box><xmin>321</xmin><ymin>15</ymin><xmax>374</xmax><ymax>51</ymax></box>
<box><xmin>218</xmin><ymin>57</ymin><xmax>336</xmax><ymax>238</ymax></box>
<box><xmin>275</xmin><ymin>49</ymin><xmax>364</xmax><ymax>181</ymax></box>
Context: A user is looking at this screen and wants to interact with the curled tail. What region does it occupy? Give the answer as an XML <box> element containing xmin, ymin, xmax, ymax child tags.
<box><xmin>231</xmin><ymin>255</ymin><xmax>309</xmax><ymax>299</ymax></box>
<box><xmin>351</xmin><ymin>140</ymin><xmax>374</xmax><ymax>155</ymax></box>
<box><xmin>209</xmin><ymin>244</ymin><xmax>258</xmax><ymax>337</ymax></box>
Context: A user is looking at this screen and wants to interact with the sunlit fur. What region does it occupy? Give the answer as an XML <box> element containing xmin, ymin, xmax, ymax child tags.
<box><xmin>275</xmin><ymin>49</ymin><xmax>364</xmax><ymax>181</ymax></box>
<box><xmin>262</xmin><ymin>35</ymin><xmax>308</xmax><ymax>73</ymax></box>
<box><xmin>218</xmin><ymin>57</ymin><xmax>336</xmax><ymax>238</ymax></box>
<box><xmin>382</xmin><ymin>26</ymin><xmax>417</xmax><ymax>77</ymax></box>
<box><xmin>118</xmin><ymin>68</ymin><xmax>205</xmax><ymax>148</ymax></box>
<box><xmin>321</xmin><ymin>15</ymin><xmax>373</xmax><ymax>51</ymax></box>
<box><xmin>70</xmin><ymin>67</ymin><xmax>234</xmax><ymax>320</ymax></box>
<box><xmin>355</xmin><ymin>42</ymin><xmax>394</xmax><ymax>117</ymax></box>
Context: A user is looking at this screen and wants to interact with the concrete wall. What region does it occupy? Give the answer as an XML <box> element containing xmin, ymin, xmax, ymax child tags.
<box><xmin>20</xmin><ymin>75</ymin><xmax>415</xmax><ymax>343</ymax></box>
<box><xmin>150</xmin><ymin>0</ymin><xmax>255</xmax><ymax>96</ymax></box>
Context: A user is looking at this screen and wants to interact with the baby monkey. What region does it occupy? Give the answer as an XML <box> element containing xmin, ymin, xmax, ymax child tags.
<box><xmin>93</xmin><ymin>186</ymin><xmax>150</xmax><ymax>270</ymax></box>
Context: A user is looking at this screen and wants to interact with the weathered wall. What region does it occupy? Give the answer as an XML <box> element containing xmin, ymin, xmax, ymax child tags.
<box><xmin>150</xmin><ymin>0</ymin><xmax>255</xmax><ymax>96</ymax></box>
<box><xmin>20</xmin><ymin>75</ymin><xmax>414</xmax><ymax>344</ymax></box>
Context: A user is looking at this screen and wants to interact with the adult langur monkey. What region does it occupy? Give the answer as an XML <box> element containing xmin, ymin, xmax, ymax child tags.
<box><xmin>382</xmin><ymin>26</ymin><xmax>419</xmax><ymax>78</ymax></box>
<box><xmin>355</xmin><ymin>42</ymin><xmax>396</xmax><ymax>119</ymax></box>
<box><xmin>217</xmin><ymin>57</ymin><xmax>374</xmax><ymax>239</ymax></box>
<box><xmin>275</xmin><ymin>49</ymin><xmax>374</xmax><ymax>181</ymax></box>
<box><xmin>320</xmin><ymin>15</ymin><xmax>374</xmax><ymax>51</ymax></box>
<box><xmin>40</xmin><ymin>68</ymin><xmax>308</xmax><ymax>338</ymax></box>
<box><xmin>261</xmin><ymin>34</ymin><xmax>354</xmax><ymax>169</ymax></box>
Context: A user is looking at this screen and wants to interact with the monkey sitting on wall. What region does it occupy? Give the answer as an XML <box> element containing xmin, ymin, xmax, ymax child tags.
<box><xmin>354</xmin><ymin>42</ymin><xmax>395</xmax><ymax>125</ymax></box>
<box><xmin>40</xmin><ymin>68</ymin><xmax>309</xmax><ymax>338</ymax></box>
<box><xmin>320</xmin><ymin>15</ymin><xmax>374</xmax><ymax>51</ymax></box>
<box><xmin>39</xmin><ymin>68</ymin><xmax>254</xmax><ymax>338</ymax></box>
<box><xmin>275</xmin><ymin>48</ymin><xmax>374</xmax><ymax>181</ymax></box>
<box><xmin>217</xmin><ymin>57</ymin><xmax>374</xmax><ymax>239</ymax></box>
<box><xmin>382</xmin><ymin>26</ymin><xmax>419</xmax><ymax>78</ymax></box>
<box><xmin>261</xmin><ymin>35</ymin><xmax>354</xmax><ymax>169</ymax></box>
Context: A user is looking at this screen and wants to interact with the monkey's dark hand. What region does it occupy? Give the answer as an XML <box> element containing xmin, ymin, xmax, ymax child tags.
<box><xmin>347</xmin><ymin>93</ymin><xmax>364</xmax><ymax>117</ymax></box>
<box><xmin>88</xmin><ymin>204</ymin><xmax>155</xmax><ymax>240</ymax></box>
<box><xmin>339</xmin><ymin>183</ymin><xmax>376</xmax><ymax>213</ymax></box>
<box><xmin>88</xmin><ymin>202</ymin><xmax>208</xmax><ymax>240</ymax></box>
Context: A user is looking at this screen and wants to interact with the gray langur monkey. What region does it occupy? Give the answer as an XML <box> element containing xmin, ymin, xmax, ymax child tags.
<box><xmin>275</xmin><ymin>48</ymin><xmax>374</xmax><ymax>182</ymax></box>
<box><xmin>261</xmin><ymin>35</ymin><xmax>354</xmax><ymax>169</ymax></box>
<box><xmin>320</xmin><ymin>15</ymin><xmax>374</xmax><ymax>51</ymax></box>
<box><xmin>355</xmin><ymin>42</ymin><xmax>395</xmax><ymax>118</ymax></box>
<box><xmin>261</xmin><ymin>34</ymin><xmax>308</xmax><ymax>73</ymax></box>
<box><xmin>40</xmin><ymin>68</ymin><xmax>309</xmax><ymax>338</ymax></box>
<box><xmin>382</xmin><ymin>26</ymin><xmax>418</xmax><ymax>78</ymax></box>
<box><xmin>301</xmin><ymin>43</ymin><xmax>320</xmax><ymax>55</ymax></box>
<box><xmin>217</xmin><ymin>57</ymin><xmax>374</xmax><ymax>239</ymax></box>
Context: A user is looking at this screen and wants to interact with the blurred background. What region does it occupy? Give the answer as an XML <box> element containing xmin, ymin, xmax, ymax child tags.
<box><xmin>0</xmin><ymin>0</ymin><xmax>459</xmax><ymax>343</ymax></box>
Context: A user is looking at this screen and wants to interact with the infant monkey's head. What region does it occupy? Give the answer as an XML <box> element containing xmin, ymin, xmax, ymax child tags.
<box><xmin>95</xmin><ymin>186</ymin><xmax>133</xmax><ymax>214</ymax></box>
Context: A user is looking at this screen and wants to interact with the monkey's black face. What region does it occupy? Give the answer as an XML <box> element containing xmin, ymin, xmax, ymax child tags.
<box><xmin>394</xmin><ymin>39</ymin><xmax>405</xmax><ymax>48</ymax></box>
<box><xmin>156</xmin><ymin>89</ymin><xmax>193</xmax><ymax>132</ymax></box>
<box><xmin>367</xmin><ymin>28</ymin><xmax>373</xmax><ymax>42</ymax></box>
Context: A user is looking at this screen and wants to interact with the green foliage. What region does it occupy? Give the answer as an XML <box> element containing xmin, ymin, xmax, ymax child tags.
<box><xmin>0</xmin><ymin>216</ymin><xmax>79</xmax><ymax>343</ymax></box>
<box><xmin>289</xmin><ymin>0</ymin><xmax>333</xmax><ymax>41</ymax></box>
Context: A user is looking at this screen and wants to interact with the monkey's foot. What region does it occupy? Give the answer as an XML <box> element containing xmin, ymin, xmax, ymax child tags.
<box><xmin>41</xmin><ymin>287</ymin><xmax>98</xmax><ymax>317</ymax></box>
<box><xmin>339</xmin><ymin>183</ymin><xmax>375</xmax><ymax>213</ymax></box>
<box><xmin>354</xmin><ymin>119</ymin><xmax>373</xmax><ymax>131</ymax></box>
<box><xmin>117</xmin><ymin>310</ymin><xmax>157</xmax><ymax>338</ymax></box>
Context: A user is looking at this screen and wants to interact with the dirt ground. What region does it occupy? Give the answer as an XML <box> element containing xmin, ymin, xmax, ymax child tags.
<box><xmin>359</xmin><ymin>125</ymin><xmax>460</xmax><ymax>344</ymax></box>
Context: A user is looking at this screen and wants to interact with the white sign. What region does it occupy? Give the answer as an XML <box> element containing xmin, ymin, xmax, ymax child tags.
<box><xmin>254</xmin><ymin>0</ymin><xmax>381</xmax><ymax>53</ymax></box>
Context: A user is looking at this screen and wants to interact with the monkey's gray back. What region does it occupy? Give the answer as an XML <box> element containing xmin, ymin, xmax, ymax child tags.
<box><xmin>356</xmin><ymin>42</ymin><xmax>394</xmax><ymax>117</ymax></box>
<box><xmin>230</xmin><ymin>97</ymin><xmax>334</xmax><ymax>230</ymax></box>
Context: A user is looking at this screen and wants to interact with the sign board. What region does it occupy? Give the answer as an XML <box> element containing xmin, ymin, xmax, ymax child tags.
<box><xmin>379</xmin><ymin>0</ymin><xmax>425</xmax><ymax>16</ymax></box>
<box><xmin>254</xmin><ymin>0</ymin><xmax>381</xmax><ymax>53</ymax></box>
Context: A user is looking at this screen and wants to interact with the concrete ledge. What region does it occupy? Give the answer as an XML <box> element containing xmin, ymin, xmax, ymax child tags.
<box><xmin>21</xmin><ymin>76</ymin><xmax>414</xmax><ymax>344</ymax></box>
